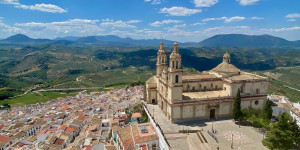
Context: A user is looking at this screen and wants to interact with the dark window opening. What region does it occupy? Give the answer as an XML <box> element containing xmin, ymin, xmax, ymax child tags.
<box><xmin>175</xmin><ymin>75</ymin><xmax>179</xmax><ymax>83</ymax></box>
<box><xmin>172</xmin><ymin>61</ymin><xmax>175</xmax><ymax>68</ymax></box>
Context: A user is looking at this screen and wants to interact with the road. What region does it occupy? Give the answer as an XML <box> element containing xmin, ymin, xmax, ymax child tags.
<box><xmin>283</xmin><ymin>85</ymin><xmax>300</xmax><ymax>92</ymax></box>
<box><xmin>37</xmin><ymin>87</ymin><xmax>103</xmax><ymax>92</ymax></box>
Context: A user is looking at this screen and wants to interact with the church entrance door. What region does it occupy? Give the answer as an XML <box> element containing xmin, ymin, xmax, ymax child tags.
<box><xmin>210</xmin><ymin>109</ymin><xmax>215</xmax><ymax>119</ymax></box>
<box><xmin>152</xmin><ymin>99</ymin><xmax>156</xmax><ymax>104</ymax></box>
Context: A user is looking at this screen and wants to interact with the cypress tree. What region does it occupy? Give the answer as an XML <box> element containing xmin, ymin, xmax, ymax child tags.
<box><xmin>263</xmin><ymin>99</ymin><xmax>273</xmax><ymax>120</ymax></box>
<box><xmin>233</xmin><ymin>89</ymin><xmax>242</xmax><ymax>121</ymax></box>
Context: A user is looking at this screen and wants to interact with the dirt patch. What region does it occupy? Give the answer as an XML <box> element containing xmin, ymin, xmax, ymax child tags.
<box><xmin>263</xmin><ymin>72</ymin><xmax>282</xmax><ymax>80</ymax></box>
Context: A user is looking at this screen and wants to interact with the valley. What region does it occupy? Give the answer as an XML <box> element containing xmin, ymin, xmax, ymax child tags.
<box><xmin>0</xmin><ymin>34</ymin><xmax>300</xmax><ymax>105</ymax></box>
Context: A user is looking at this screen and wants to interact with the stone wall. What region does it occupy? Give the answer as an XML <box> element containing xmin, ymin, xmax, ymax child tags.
<box><xmin>183</xmin><ymin>81</ymin><xmax>223</xmax><ymax>92</ymax></box>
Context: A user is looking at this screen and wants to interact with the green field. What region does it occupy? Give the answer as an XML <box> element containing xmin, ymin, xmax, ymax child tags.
<box><xmin>260</xmin><ymin>66</ymin><xmax>300</xmax><ymax>102</ymax></box>
<box><xmin>0</xmin><ymin>91</ymin><xmax>77</xmax><ymax>106</ymax></box>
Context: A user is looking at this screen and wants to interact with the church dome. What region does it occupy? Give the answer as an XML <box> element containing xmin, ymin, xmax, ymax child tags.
<box><xmin>170</xmin><ymin>51</ymin><xmax>181</xmax><ymax>58</ymax></box>
<box><xmin>212</xmin><ymin>62</ymin><xmax>240</xmax><ymax>73</ymax></box>
<box><xmin>170</xmin><ymin>41</ymin><xmax>181</xmax><ymax>58</ymax></box>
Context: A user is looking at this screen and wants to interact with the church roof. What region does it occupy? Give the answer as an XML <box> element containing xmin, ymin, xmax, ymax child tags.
<box><xmin>146</xmin><ymin>76</ymin><xmax>156</xmax><ymax>84</ymax></box>
<box><xmin>182</xmin><ymin>73</ymin><xmax>218</xmax><ymax>80</ymax></box>
<box><xmin>182</xmin><ymin>90</ymin><xmax>229</xmax><ymax>100</ymax></box>
<box><xmin>211</xmin><ymin>62</ymin><xmax>240</xmax><ymax>73</ymax></box>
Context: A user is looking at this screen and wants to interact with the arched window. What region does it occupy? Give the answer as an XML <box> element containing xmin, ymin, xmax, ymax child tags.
<box><xmin>172</xmin><ymin>61</ymin><xmax>175</xmax><ymax>68</ymax></box>
<box><xmin>176</xmin><ymin>61</ymin><xmax>178</xmax><ymax>69</ymax></box>
<box><xmin>175</xmin><ymin>75</ymin><xmax>179</xmax><ymax>83</ymax></box>
<box><xmin>256</xmin><ymin>88</ymin><xmax>260</xmax><ymax>94</ymax></box>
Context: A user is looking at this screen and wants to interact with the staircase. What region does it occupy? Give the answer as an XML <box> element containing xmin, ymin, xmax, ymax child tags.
<box><xmin>187</xmin><ymin>131</ymin><xmax>211</xmax><ymax>150</ymax></box>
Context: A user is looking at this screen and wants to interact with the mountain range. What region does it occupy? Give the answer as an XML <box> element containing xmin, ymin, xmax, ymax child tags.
<box><xmin>1</xmin><ymin>34</ymin><xmax>300</xmax><ymax>48</ymax></box>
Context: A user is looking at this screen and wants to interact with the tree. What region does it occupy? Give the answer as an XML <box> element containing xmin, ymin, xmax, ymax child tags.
<box><xmin>233</xmin><ymin>89</ymin><xmax>242</xmax><ymax>121</ymax></box>
<box><xmin>263</xmin><ymin>99</ymin><xmax>273</xmax><ymax>120</ymax></box>
<box><xmin>263</xmin><ymin>112</ymin><xmax>300</xmax><ymax>150</ymax></box>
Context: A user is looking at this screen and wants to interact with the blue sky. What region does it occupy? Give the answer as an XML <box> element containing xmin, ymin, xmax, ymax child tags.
<box><xmin>0</xmin><ymin>0</ymin><xmax>299</xmax><ymax>42</ymax></box>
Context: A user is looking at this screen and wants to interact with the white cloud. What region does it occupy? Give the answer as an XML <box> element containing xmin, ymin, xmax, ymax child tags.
<box><xmin>127</xmin><ymin>20</ymin><xmax>142</xmax><ymax>24</ymax></box>
<box><xmin>144</xmin><ymin>0</ymin><xmax>161</xmax><ymax>5</ymax></box>
<box><xmin>193</xmin><ymin>0</ymin><xmax>218</xmax><ymax>7</ymax></box>
<box><xmin>101</xmin><ymin>18</ymin><xmax>114</xmax><ymax>22</ymax></box>
<box><xmin>173</xmin><ymin>24</ymin><xmax>187</xmax><ymax>28</ymax></box>
<box><xmin>151</xmin><ymin>0</ymin><xmax>161</xmax><ymax>4</ymax></box>
<box><xmin>15</xmin><ymin>4</ymin><xmax>67</xmax><ymax>13</ymax></box>
<box><xmin>261</xmin><ymin>26</ymin><xmax>300</xmax><ymax>32</ymax></box>
<box><xmin>0</xmin><ymin>0</ymin><xmax>67</xmax><ymax>13</ymax></box>
<box><xmin>159</xmin><ymin>7</ymin><xmax>202</xmax><ymax>16</ymax></box>
<box><xmin>286</xmin><ymin>13</ymin><xmax>300</xmax><ymax>18</ymax></box>
<box><xmin>149</xmin><ymin>19</ymin><xmax>182</xmax><ymax>27</ymax></box>
<box><xmin>237</xmin><ymin>0</ymin><xmax>260</xmax><ymax>6</ymax></box>
<box><xmin>287</xmin><ymin>19</ymin><xmax>296</xmax><ymax>22</ymax></box>
<box><xmin>225</xmin><ymin>16</ymin><xmax>245</xmax><ymax>23</ymax></box>
<box><xmin>202</xmin><ymin>16</ymin><xmax>245</xmax><ymax>23</ymax></box>
<box><xmin>0</xmin><ymin>0</ymin><xmax>18</xmax><ymax>5</ymax></box>
<box><xmin>0</xmin><ymin>19</ymin><xmax>24</xmax><ymax>37</ymax></box>
<box><xmin>250</xmin><ymin>17</ymin><xmax>264</xmax><ymax>20</ymax></box>
<box><xmin>192</xmin><ymin>22</ymin><xmax>206</xmax><ymax>26</ymax></box>
<box><xmin>15</xmin><ymin>19</ymin><xmax>102</xmax><ymax>37</ymax></box>
<box><xmin>100</xmin><ymin>20</ymin><xmax>136</xmax><ymax>28</ymax></box>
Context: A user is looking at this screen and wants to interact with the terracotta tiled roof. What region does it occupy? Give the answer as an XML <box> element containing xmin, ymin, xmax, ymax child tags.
<box><xmin>132</xmin><ymin>124</ymin><xmax>158</xmax><ymax>144</ymax></box>
<box><xmin>38</xmin><ymin>129</ymin><xmax>48</xmax><ymax>135</ymax></box>
<box><xmin>212</xmin><ymin>62</ymin><xmax>240</xmax><ymax>73</ymax></box>
<box><xmin>78</xmin><ymin>115</ymin><xmax>86</xmax><ymax>121</ymax></box>
<box><xmin>59</xmin><ymin>125</ymin><xmax>67</xmax><ymax>131</ymax></box>
<box><xmin>0</xmin><ymin>124</ymin><xmax>4</xmax><ymax>130</ymax></box>
<box><xmin>0</xmin><ymin>134</ymin><xmax>12</xmax><ymax>144</ymax></box>
<box><xmin>117</xmin><ymin>126</ymin><xmax>134</xmax><ymax>150</ymax></box>
<box><xmin>131</xmin><ymin>113</ymin><xmax>142</xmax><ymax>118</ymax></box>
<box><xmin>105</xmin><ymin>145</ymin><xmax>117</xmax><ymax>150</ymax></box>
<box><xmin>54</xmin><ymin>138</ymin><xmax>65</xmax><ymax>146</ymax></box>
<box><xmin>65</xmin><ymin>127</ymin><xmax>74</xmax><ymax>134</ymax></box>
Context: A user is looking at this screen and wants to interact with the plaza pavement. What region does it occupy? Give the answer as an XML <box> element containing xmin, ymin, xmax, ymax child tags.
<box><xmin>146</xmin><ymin>103</ymin><xmax>268</xmax><ymax>150</ymax></box>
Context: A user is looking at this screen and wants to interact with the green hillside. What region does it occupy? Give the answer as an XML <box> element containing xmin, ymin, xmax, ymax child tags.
<box><xmin>0</xmin><ymin>44</ymin><xmax>300</xmax><ymax>103</ymax></box>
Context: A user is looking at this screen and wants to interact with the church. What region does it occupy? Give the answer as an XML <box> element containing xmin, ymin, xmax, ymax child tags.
<box><xmin>145</xmin><ymin>41</ymin><xmax>269</xmax><ymax>122</ymax></box>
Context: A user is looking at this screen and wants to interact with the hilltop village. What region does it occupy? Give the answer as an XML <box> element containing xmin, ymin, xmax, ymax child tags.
<box><xmin>0</xmin><ymin>86</ymin><xmax>162</xmax><ymax>150</ymax></box>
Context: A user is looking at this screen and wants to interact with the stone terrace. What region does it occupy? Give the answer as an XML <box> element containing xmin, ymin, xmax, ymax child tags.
<box><xmin>146</xmin><ymin>103</ymin><xmax>268</xmax><ymax>150</ymax></box>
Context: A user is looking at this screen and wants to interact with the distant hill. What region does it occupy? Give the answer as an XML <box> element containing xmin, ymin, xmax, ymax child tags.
<box><xmin>1</xmin><ymin>34</ymin><xmax>300</xmax><ymax>48</ymax></box>
<box><xmin>0</xmin><ymin>34</ymin><xmax>178</xmax><ymax>47</ymax></box>
<box><xmin>1</xmin><ymin>34</ymin><xmax>51</xmax><ymax>45</ymax></box>
<box><xmin>54</xmin><ymin>36</ymin><xmax>81</xmax><ymax>41</ymax></box>
<box><xmin>199</xmin><ymin>34</ymin><xmax>300</xmax><ymax>48</ymax></box>
<box><xmin>4</xmin><ymin>34</ymin><xmax>33</xmax><ymax>42</ymax></box>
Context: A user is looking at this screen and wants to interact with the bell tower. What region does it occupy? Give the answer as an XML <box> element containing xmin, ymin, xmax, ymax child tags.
<box><xmin>167</xmin><ymin>42</ymin><xmax>183</xmax><ymax>101</ymax></box>
<box><xmin>223</xmin><ymin>52</ymin><xmax>231</xmax><ymax>63</ymax></box>
<box><xmin>156</xmin><ymin>40</ymin><xmax>167</xmax><ymax>77</ymax></box>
